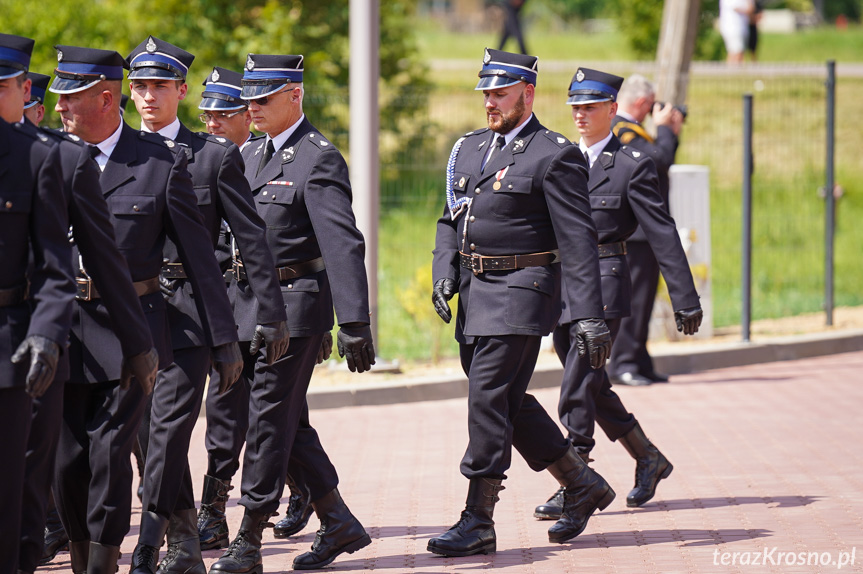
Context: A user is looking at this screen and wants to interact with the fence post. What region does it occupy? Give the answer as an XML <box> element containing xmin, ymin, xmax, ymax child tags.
<box><xmin>742</xmin><ymin>93</ymin><xmax>753</xmax><ymax>342</ymax></box>
<box><xmin>824</xmin><ymin>60</ymin><xmax>836</xmax><ymax>326</ymax></box>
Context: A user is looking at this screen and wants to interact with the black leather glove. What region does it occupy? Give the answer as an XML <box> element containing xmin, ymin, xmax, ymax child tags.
<box><xmin>120</xmin><ymin>347</ymin><xmax>158</xmax><ymax>394</ymax></box>
<box><xmin>432</xmin><ymin>278</ymin><xmax>457</xmax><ymax>323</ymax></box>
<box><xmin>337</xmin><ymin>324</ymin><xmax>376</xmax><ymax>373</ymax></box>
<box><xmin>11</xmin><ymin>335</ymin><xmax>60</xmax><ymax>399</ymax></box>
<box><xmin>249</xmin><ymin>320</ymin><xmax>290</xmax><ymax>365</ymax></box>
<box><xmin>158</xmin><ymin>274</ymin><xmax>177</xmax><ymax>298</ymax></box>
<box><xmin>675</xmin><ymin>306</ymin><xmax>703</xmax><ymax>336</ymax></box>
<box><xmin>317</xmin><ymin>331</ymin><xmax>333</xmax><ymax>365</ymax></box>
<box><xmin>212</xmin><ymin>342</ymin><xmax>243</xmax><ymax>394</ymax></box>
<box><xmin>574</xmin><ymin>318</ymin><xmax>612</xmax><ymax>370</ymax></box>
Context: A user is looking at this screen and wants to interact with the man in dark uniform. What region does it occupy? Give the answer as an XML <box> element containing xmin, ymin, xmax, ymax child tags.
<box><xmin>0</xmin><ymin>34</ymin><xmax>74</xmax><ymax>574</ymax></box>
<box><xmin>608</xmin><ymin>74</ymin><xmax>685</xmax><ymax>386</ymax></box>
<box><xmin>48</xmin><ymin>44</ymin><xmax>243</xmax><ymax>573</ymax></box>
<box><xmin>206</xmin><ymin>53</ymin><xmax>375</xmax><ymax>573</ymax></box>
<box><xmin>199</xmin><ymin>67</ymin><xmax>254</xmax><ymax>149</ymax></box>
<box><xmin>429</xmin><ymin>48</ymin><xmax>615</xmax><ymax>556</ymax></box>
<box><xmin>532</xmin><ymin>69</ymin><xmax>702</xmax><ymax>522</ymax></box>
<box><xmin>0</xmin><ymin>35</ymin><xmax>160</xmax><ymax>574</ymax></box>
<box><xmin>121</xmin><ymin>36</ymin><xmax>288</xmax><ymax>574</ymax></box>
<box><xmin>23</xmin><ymin>71</ymin><xmax>50</xmax><ymax>125</ymax></box>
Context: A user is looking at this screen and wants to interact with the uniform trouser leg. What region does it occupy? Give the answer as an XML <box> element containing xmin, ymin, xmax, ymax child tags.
<box><xmin>0</xmin><ymin>386</ymin><xmax>32</xmax><ymax>574</ymax></box>
<box><xmin>238</xmin><ymin>335</ymin><xmax>327</xmax><ymax>515</ymax></box>
<box><xmin>204</xmin><ymin>355</ymin><xmax>253</xmax><ymax>480</ymax></box>
<box><xmin>609</xmin><ymin>241</ymin><xmax>660</xmax><ymax>378</ymax></box>
<box><xmin>19</xmin><ymin>379</ymin><xmax>63</xmax><ymax>573</ymax></box>
<box><xmin>139</xmin><ymin>346</ymin><xmax>212</xmax><ymax>518</ymax></box>
<box><xmin>54</xmin><ymin>380</ymin><xmax>146</xmax><ymax>546</ymax></box>
<box><xmin>286</xmin><ymin>401</ymin><xmax>339</xmax><ymax>502</ymax></box>
<box><xmin>458</xmin><ymin>335</ymin><xmax>569</xmax><ymax>479</ymax></box>
<box><xmin>553</xmin><ymin>319</ymin><xmax>636</xmax><ymax>455</ymax></box>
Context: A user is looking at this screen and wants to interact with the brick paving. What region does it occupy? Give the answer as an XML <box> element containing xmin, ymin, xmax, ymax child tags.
<box><xmin>41</xmin><ymin>351</ymin><xmax>863</xmax><ymax>573</ymax></box>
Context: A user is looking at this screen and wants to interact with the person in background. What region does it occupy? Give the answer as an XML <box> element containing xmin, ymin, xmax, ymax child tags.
<box><xmin>498</xmin><ymin>0</ymin><xmax>528</xmax><ymax>55</ymax></box>
<box><xmin>720</xmin><ymin>0</ymin><xmax>755</xmax><ymax>65</ymax></box>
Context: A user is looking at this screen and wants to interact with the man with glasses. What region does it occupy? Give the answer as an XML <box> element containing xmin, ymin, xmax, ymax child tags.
<box><xmin>120</xmin><ymin>36</ymin><xmax>288</xmax><ymax>574</ymax></box>
<box><xmin>199</xmin><ymin>67</ymin><xmax>254</xmax><ymax>149</ymax></box>
<box><xmin>207</xmin><ymin>53</ymin><xmax>375</xmax><ymax>573</ymax></box>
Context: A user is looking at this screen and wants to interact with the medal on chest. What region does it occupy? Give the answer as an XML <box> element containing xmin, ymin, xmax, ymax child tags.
<box><xmin>492</xmin><ymin>166</ymin><xmax>509</xmax><ymax>191</ymax></box>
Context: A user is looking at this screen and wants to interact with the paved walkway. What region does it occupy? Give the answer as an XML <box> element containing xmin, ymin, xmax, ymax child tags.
<box><xmin>43</xmin><ymin>351</ymin><xmax>863</xmax><ymax>573</ymax></box>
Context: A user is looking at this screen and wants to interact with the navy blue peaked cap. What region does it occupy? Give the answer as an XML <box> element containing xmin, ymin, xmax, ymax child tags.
<box><xmin>25</xmin><ymin>72</ymin><xmax>51</xmax><ymax>108</ymax></box>
<box><xmin>127</xmin><ymin>36</ymin><xmax>194</xmax><ymax>81</ymax></box>
<box><xmin>475</xmin><ymin>48</ymin><xmax>538</xmax><ymax>91</ymax></box>
<box><xmin>241</xmin><ymin>54</ymin><xmax>304</xmax><ymax>100</ymax></box>
<box><xmin>50</xmin><ymin>45</ymin><xmax>127</xmax><ymax>94</ymax></box>
<box><xmin>566</xmin><ymin>67</ymin><xmax>624</xmax><ymax>105</ymax></box>
<box><xmin>200</xmin><ymin>67</ymin><xmax>246</xmax><ymax>111</ymax></box>
<box><xmin>0</xmin><ymin>33</ymin><xmax>35</xmax><ymax>79</ymax></box>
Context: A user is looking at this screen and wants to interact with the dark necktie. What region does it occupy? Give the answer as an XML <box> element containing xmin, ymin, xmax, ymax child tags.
<box><xmin>257</xmin><ymin>139</ymin><xmax>275</xmax><ymax>176</ymax></box>
<box><xmin>482</xmin><ymin>134</ymin><xmax>506</xmax><ymax>173</ymax></box>
<box><xmin>583</xmin><ymin>149</ymin><xmax>591</xmax><ymax>167</ymax></box>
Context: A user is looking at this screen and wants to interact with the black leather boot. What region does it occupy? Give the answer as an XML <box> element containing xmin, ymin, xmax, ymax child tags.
<box><xmin>619</xmin><ymin>422</ymin><xmax>673</xmax><ymax>507</ymax></box>
<box><xmin>533</xmin><ymin>451</ymin><xmax>593</xmax><ymax>520</ymax></box>
<box><xmin>87</xmin><ymin>542</ymin><xmax>120</xmax><ymax>574</ymax></box>
<box><xmin>197</xmin><ymin>475</ymin><xmax>232</xmax><ymax>550</ymax></box>
<box><xmin>130</xmin><ymin>511</ymin><xmax>170</xmax><ymax>574</ymax></box>
<box><xmin>293</xmin><ymin>488</ymin><xmax>372</xmax><ymax>570</ymax></box>
<box><xmin>39</xmin><ymin>505</ymin><xmax>70</xmax><ymax>565</ymax></box>
<box><xmin>209</xmin><ymin>509</ymin><xmax>272</xmax><ymax>574</ymax></box>
<box><xmin>156</xmin><ymin>509</ymin><xmax>206</xmax><ymax>574</ymax></box>
<box><xmin>547</xmin><ymin>447</ymin><xmax>616</xmax><ymax>543</ymax></box>
<box><xmin>69</xmin><ymin>540</ymin><xmax>90</xmax><ymax>574</ymax></box>
<box><xmin>273</xmin><ymin>475</ymin><xmax>313</xmax><ymax>539</ymax></box>
<box><xmin>427</xmin><ymin>478</ymin><xmax>503</xmax><ymax>557</ymax></box>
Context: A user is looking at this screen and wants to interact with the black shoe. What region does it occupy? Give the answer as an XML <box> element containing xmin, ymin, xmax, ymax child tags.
<box><xmin>157</xmin><ymin>509</ymin><xmax>206</xmax><ymax>574</ymax></box>
<box><xmin>209</xmin><ymin>511</ymin><xmax>272</xmax><ymax>574</ymax></box>
<box><xmin>293</xmin><ymin>488</ymin><xmax>372</xmax><ymax>569</ymax></box>
<box><xmin>131</xmin><ymin>511</ymin><xmax>170</xmax><ymax>574</ymax></box>
<box><xmin>545</xmin><ymin>448</ymin><xmax>615</xmax><ymax>544</ymax></box>
<box><xmin>643</xmin><ymin>371</ymin><xmax>669</xmax><ymax>383</ymax></box>
<box><xmin>612</xmin><ymin>371</ymin><xmax>653</xmax><ymax>386</ymax></box>
<box><xmin>197</xmin><ymin>475</ymin><xmax>232</xmax><ymax>550</ymax></box>
<box><xmin>619</xmin><ymin>422</ymin><xmax>673</xmax><ymax>507</ymax></box>
<box><xmin>427</xmin><ymin>478</ymin><xmax>503</xmax><ymax>558</ymax></box>
<box><xmin>273</xmin><ymin>477</ymin><xmax>313</xmax><ymax>539</ymax></box>
<box><xmin>39</xmin><ymin>507</ymin><xmax>69</xmax><ymax>565</ymax></box>
<box><xmin>533</xmin><ymin>487</ymin><xmax>564</xmax><ymax>520</ymax></box>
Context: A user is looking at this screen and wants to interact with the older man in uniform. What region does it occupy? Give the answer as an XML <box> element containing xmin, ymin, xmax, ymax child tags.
<box><xmin>0</xmin><ymin>34</ymin><xmax>74</xmax><ymax>574</ymax></box>
<box><xmin>429</xmin><ymin>49</ymin><xmax>615</xmax><ymax>556</ymax></box>
<box><xmin>199</xmin><ymin>67</ymin><xmax>254</xmax><ymax>149</ymax></box>
<box><xmin>608</xmin><ymin>74</ymin><xmax>685</xmax><ymax>386</ymax></box>
<box><xmin>48</xmin><ymin>44</ymin><xmax>242</xmax><ymax>573</ymax></box>
<box><xmin>23</xmin><ymin>71</ymin><xmax>50</xmax><ymax>125</ymax></box>
<box><xmin>204</xmin><ymin>53</ymin><xmax>375</xmax><ymax>573</ymax></box>
<box><xmin>532</xmin><ymin>69</ymin><xmax>702</xmax><ymax>522</ymax></box>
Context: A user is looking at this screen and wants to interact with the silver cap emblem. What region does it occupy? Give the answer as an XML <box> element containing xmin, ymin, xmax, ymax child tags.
<box><xmin>146</xmin><ymin>37</ymin><xmax>157</xmax><ymax>53</ymax></box>
<box><xmin>57</xmin><ymin>50</ymin><xmax>63</xmax><ymax>62</ymax></box>
<box><xmin>483</xmin><ymin>49</ymin><xmax>491</xmax><ymax>65</ymax></box>
<box><xmin>246</xmin><ymin>55</ymin><xmax>255</xmax><ymax>71</ymax></box>
<box><xmin>211</xmin><ymin>68</ymin><xmax>220</xmax><ymax>83</ymax></box>
<box><xmin>576</xmin><ymin>69</ymin><xmax>585</xmax><ymax>82</ymax></box>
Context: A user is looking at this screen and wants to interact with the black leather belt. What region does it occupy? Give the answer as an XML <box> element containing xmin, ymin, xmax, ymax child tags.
<box><xmin>232</xmin><ymin>257</ymin><xmax>326</xmax><ymax>282</ymax></box>
<box><xmin>76</xmin><ymin>276</ymin><xmax>160</xmax><ymax>301</ymax></box>
<box><xmin>0</xmin><ymin>283</ymin><xmax>28</xmax><ymax>307</ymax></box>
<box><xmin>598</xmin><ymin>241</ymin><xmax>627</xmax><ymax>258</ymax></box>
<box><xmin>161</xmin><ymin>263</ymin><xmax>188</xmax><ymax>279</ymax></box>
<box><xmin>459</xmin><ymin>250</ymin><xmax>559</xmax><ymax>275</ymax></box>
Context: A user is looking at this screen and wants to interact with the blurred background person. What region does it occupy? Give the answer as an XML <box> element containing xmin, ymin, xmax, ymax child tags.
<box><xmin>720</xmin><ymin>0</ymin><xmax>755</xmax><ymax>65</ymax></box>
<box><xmin>498</xmin><ymin>0</ymin><xmax>529</xmax><ymax>55</ymax></box>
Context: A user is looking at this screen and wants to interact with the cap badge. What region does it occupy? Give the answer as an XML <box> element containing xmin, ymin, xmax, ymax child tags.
<box><xmin>146</xmin><ymin>37</ymin><xmax>157</xmax><ymax>53</ymax></box>
<box><xmin>211</xmin><ymin>69</ymin><xmax>220</xmax><ymax>82</ymax></box>
<box><xmin>576</xmin><ymin>69</ymin><xmax>585</xmax><ymax>82</ymax></box>
<box><xmin>246</xmin><ymin>55</ymin><xmax>255</xmax><ymax>71</ymax></box>
<box><xmin>57</xmin><ymin>50</ymin><xmax>63</xmax><ymax>62</ymax></box>
<box><xmin>483</xmin><ymin>49</ymin><xmax>491</xmax><ymax>65</ymax></box>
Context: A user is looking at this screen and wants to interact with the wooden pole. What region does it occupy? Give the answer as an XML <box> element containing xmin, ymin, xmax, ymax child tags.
<box><xmin>655</xmin><ymin>0</ymin><xmax>702</xmax><ymax>105</ymax></box>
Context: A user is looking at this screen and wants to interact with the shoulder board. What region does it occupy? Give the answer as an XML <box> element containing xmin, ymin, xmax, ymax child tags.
<box><xmin>13</xmin><ymin>121</ymin><xmax>51</xmax><ymax>144</ymax></box>
<box><xmin>464</xmin><ymin>127</ymin><xmax>489</xmax><ymax>137</ymax></box>
<box><xmin>195</xmin><ymin>131</ymin><xmax>232</xmax><ymax>147</ymax></box>
<box><xmin>137</xmin><ymin>130</ymin><xmax>179</xmax><ymax>152</ymax></box>
<box><xmin>542</xmin><ymin>130</ymin><xmax>571</xmax><ymax>148</ymax></box>
<box><xmin>619</xmin><ymin>145</ymin><xmax>647</xmax><ymax>161</ymax></box>
<box><xmin>306</xmin><ymin>132</ymin><xmax>334</xmax><ymax>150</ymax></box>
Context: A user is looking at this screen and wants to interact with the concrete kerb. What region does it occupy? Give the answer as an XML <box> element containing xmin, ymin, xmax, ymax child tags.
<box><xmin>307</xmin><ymin>328</ymin><xmax>863</xmax><ymax>410</ymax></box>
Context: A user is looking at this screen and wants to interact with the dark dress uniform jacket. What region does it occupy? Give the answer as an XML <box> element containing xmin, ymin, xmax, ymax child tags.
<box><xmin>433</xmin><ymin>115</ymin><xmax>604</xmax><ymax>343</ymax></box>
<box><xmin>162</xmin><ymin>124</ymin><xmax>285</xmax><ymax>350</ymax></box>
<box><xmin>611</xmin><ymin>115</ymin><xmax>678</xmax><ymax>243</ymax></box>
<box><xmin>561</xmin><ymin>135</ymin><xmax>698</xmax><ymax>324</ymax></box>
<box><xmin>69</xmin><ymin>122</ymin><xmax>236</xmax><ymax>383</ymax></box>
<box><xmin>0</xmin><ymin>120</ymin><xmax>75</xmax><ymax>388</ymax></box>
<box><xmin>236</xmin><ymin>117</ymin><xmax>370</xmax><ymax>340</ymax></box>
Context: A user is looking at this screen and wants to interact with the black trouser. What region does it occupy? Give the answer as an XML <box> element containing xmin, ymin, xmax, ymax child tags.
<box><xmin>138</xmin><ymin>345</ymin><xmax>211</xmax><ymax>517</ymax></box>
<box><xmin>238</xmin><ymin>335</ymin><xmax>338</xmax><ymax>514</ymax></box>
<box><xmin>459</xmin><ymin>335</ymin><xmax>569</xmax><ymax>479</ymax></box>
<box><xmin>19</xmin><ymin>380</ymin><xmax>63</xmax><ymax>573</ymax></box>
<box><xmin>0</xmin><ymin>386</ymin><xmax>33</xmax><ymax>574</ymax></box>
<box><xmin>552</xmin><ymin>318</ymin><xmax>636</xmax><ymax>456</ymax></box>
<box><xmin>498</xmin><ymin>4</ymin><xmax>528</xmax><ymax>55</ymax></box>
<box><xmin>205</xmin><ymin>352</ymin><xmax>253</xmax><ymax>480</ymax></box>
<box><xmin>609</xmin><ymin>241</ymin><xmax>660</xmax><ymax>378</ymax></box>
<box><xmin>54</xmin><ymin>380</ymin><xmax>146</xmax><ymax>546</ymax></box>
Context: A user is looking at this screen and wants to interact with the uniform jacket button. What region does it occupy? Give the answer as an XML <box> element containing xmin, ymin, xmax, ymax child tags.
<box><xmin>288</xmin><ymin>284</ymin><xmax>293</xmax><ymax>289</ymax></box>
<box><xmin>601</xmin><ymin>200</ymin><xmax>607</xmax><ymax>205</ymax></box>
<box><xmin>474</xmin><ymin>187</ymin><xmax>481</xmax><ymax>194</ymax></box>
<box><xmin>469</xmin><ymin>243</ymin><xmax>476</xmax><ymax>251</ymax></box>
<box><xmin>133</xmin><ymin>205</ymin><xmax>140</xmax><ymax>211</ymax></box>
<box><xmin>469</xmin><ymin>215</ymin><xmax>475</xmax><ymax>222</ymax></box>
<box><xmin>5</xmin><ymin>201</ymin><xmax>11</xmax><ymax>209</ymax></box>
<box><xmin>533</xmin><ymin>281</ymin><xmax>539</xmax><ymax>288</ymax></box>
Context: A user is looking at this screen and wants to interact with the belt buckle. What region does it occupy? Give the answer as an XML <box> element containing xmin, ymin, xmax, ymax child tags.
<box><xmin>470</xmin><ymin>253</ymin><xmax>484</xmax><ymax>275</ymax></box>
<box><xmin>76</xmin><ymin>278</ymin><xmax>93</xmax><ymax>301</ymax></box>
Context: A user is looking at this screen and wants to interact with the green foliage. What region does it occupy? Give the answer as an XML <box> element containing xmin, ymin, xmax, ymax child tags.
<box><xmin>530</xmin><ymin>0</ymin><xmax>608</xmax><ymax>22</ymax></box>
<box><xmin>823</xmin><ymin>0</ymin><xmax>863</xmax><ymax>21</ymax></box>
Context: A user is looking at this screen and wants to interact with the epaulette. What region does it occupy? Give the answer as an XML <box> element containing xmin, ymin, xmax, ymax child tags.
<box><xmin>13</xmin><ymin>121</ymin><xmax>51</xmax><ymax>145</ymax></box>
<box><xmin>464</xmin><ymin>127</ymin><xmax>489</xmax><ymax>137</ymax></box>
<box><xmin>542</xmin><ymin>129</ymin><xmax>570</xmax><ymax>148</ymax></box>
<box><xmin>619</xmin><ymin>145</ymin><xmax>647</xmax><ymax>162</ymax></box>
<box><xmin>613</xmin><ymin>120</ymin><xmax>653</xmax><ymax>144</ymax></box>
<box><xmin>195</xmin><ymin>131</ymin><xmax>232</xmax><ymax>147</ymax></box>
<box><xmin>306</xmin><ymin>132</ymin><xmax>334</xmax><ymax>150</ymax></box>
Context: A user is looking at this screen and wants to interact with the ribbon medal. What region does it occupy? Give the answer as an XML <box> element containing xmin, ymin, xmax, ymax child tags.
<box><xmin>492</xmin><ymin>166</ymin><xmax>509</xmax><ymax>191</ymax></box>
